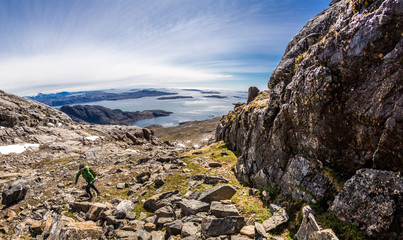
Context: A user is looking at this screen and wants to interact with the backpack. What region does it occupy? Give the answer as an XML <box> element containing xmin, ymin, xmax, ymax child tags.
<box><xmin>89</xmin><ymin>167</ymin><xmax>97</xmax><ymax>178</ymax></box>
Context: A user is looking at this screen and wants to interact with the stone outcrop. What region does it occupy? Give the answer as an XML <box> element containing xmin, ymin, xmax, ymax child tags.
<box><xmin>0</xmin><ymin>90</ymin><xmax>72</xmax><ymax>128</ymax></box>
<box><xmin>330</xmin><ymin>169</ymin><xmax>402</xmax><ymax>238</ymax></box>
<box><xmin>1</xmin><ymin>180</ymin><xmax>29</xmax><ymax>206</ymax></box>
<box><xmin>198</xmin><ymin>185</ymin><xmax>237</xmax><ymax>203</ymax></box>
<box><xmin>295</xmin><ymin>206</ymin><xmax>339</xmax><ymax>240</ymax></box>
<box><xmin>247</xmin><ymin>86</ymin><xmax>260</xmax><ymax>104</ymax></box>
<box><xmin>262</xmin><ymin>204</ymin><xmax>289</xmax><ymax>232</ymax></box>
<box><xmin>201</xmin><ymin>216</ymin><xmax>245</xmax><ymax>237</ymax></box>
<box><xmin>217</xmin><ymin>0</ymin><xmax>402</xmax><ymax>188</ymax></box>
<box><xmin>216</xmin><ymin>0</ymin><xmax>402</xmax><ymax>238</ymax></box>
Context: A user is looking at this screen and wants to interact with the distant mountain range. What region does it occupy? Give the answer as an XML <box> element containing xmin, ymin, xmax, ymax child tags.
<box><xmin>28</xmin><ymin>89</ymin><xmax>176</xmax><ymax>106</ymax></box>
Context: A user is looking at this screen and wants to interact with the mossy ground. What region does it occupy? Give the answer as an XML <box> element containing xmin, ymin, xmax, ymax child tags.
<box><xmin>148</xmin><ymin>117</ymin><xmax>221</xmax><ymax>146</ymax></box>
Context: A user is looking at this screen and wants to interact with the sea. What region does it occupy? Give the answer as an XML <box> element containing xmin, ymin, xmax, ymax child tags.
<box><xmin>80</xmin><ymin>88</ymin><xmax>247</xmax><ymax>127</ymax></box>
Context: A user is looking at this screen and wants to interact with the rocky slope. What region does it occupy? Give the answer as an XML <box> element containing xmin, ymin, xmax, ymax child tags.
<box><xmin>1</xmin><ymin>89</ymin><xmax>341</xmax><ymax>240</ymax></box>
<box><xmin>217</xmin><ymin>0</ymin><xmax>402</xmax><ymax>239</ymax></box>
<box><xmin>60</xmin><ymin>105</ymin><xmax>172</xmax><ymax>125</ymax></box>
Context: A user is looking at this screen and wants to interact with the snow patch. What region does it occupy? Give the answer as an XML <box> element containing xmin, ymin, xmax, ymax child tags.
<box><xmin>47</xmin><ymin>123</ymin><xmax>55</xmax><ymax>127</ymax></box>
<box><xmin>85</xmin><ymin>136</ymin><xmax>99</xmax><ymax>141</ymax></box>
<box><xmin>126</xmin><ymin>149</ymin><xmax>139</xmax><ymax>153</ymax></box>
<box><xmin>177</xmin><ymin>143</ymin><xmax>186</xmax><ymax>148</ymax></box>
<box><xmin>0</xmin><ymin>144</ymin><xmax>40</xmax><ymax>155</ymax></box>
<box><xmin>0</xmin><ymin>126</ymin><xmax>5</xmax><ymax>129</ymax></box>
<box><xmin>201</xmin><ymin>138</ymin><xmax>209</xmax><ymax>142</ymax></box>
<box><xmin>193</xmin><ymin>144</ymin><xmax>200</xmax><ymax>149</ymax></box>
<box><xmin>57</xmin><ymin>123</ymin><xmax>63</xmax><ymax>127</ymax></box>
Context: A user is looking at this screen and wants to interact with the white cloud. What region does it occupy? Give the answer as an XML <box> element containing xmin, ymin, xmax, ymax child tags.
<box><xmin>0</xmin><ymin>0</ymin><xmax>330</xmax><ymax>95</ymax></box>
<box><xmin>0</xmin><ymin>47</ymin><xmax>235</xmax><ymax>95</ymax></box>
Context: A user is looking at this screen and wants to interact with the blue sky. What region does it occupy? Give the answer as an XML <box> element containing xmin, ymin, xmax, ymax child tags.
<box><xmin>0</xmin><ymin>0</ymin><xmax>329</xmax><ymax>95</ymax></box>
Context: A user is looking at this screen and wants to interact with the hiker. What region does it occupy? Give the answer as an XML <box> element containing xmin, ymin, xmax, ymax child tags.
<box><xmin>75</xmin><ymin>164</ymin><xmax>100</xmax><ymax>200</ymax></box>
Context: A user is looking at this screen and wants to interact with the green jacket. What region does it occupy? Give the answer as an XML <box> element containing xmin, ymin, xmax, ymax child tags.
<box><xmin>75</xmin><ymin>166</ymin><xmax>95</xmax><ymax>184</ymax></box>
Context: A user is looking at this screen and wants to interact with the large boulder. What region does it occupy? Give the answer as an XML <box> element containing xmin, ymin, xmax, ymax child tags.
<box><xmin>1</xmin><ymin>180</ymin><xmax>29</xmax><ymax>206</ymax></box>
<box><xmin>155</xmin><ymin>204</ymin><xmax>176</xmax><ymax>218</ymax></box>
<box><xmin>114</xmin><ymin>200</ymin><xmax>134</xmax><ymax>219</ymax></box>
<box><xmin>179</xmin><ymin>199</ymin><xmax>210</xmax><ymax>216</ymax></box>
<box><xmin>86</xmin><ymin>203</ymin><xmax>109</xmax><ymax>221</ymax></box>
<box><xmin>144</xmin><ymin>191</ymin><xmax>181</xmax><ymax>212</ymax></box>
<box><xmin>295</xmin><ymin>206</ymin><xmax>338</xmax><ymax>240</ymax></box>
<box><xmin>262</xmin><ymin>206</ymin><xmax>289</xmax><ymax>232</ymax></box>
<box><xmin>279</xmin><ymin>156</ymin><xmax>333</xmax><ymax>201</ymax></box>
<box><xmin>59</xmin><ymin>221</ymin><xmax>103</xmax><ymax>240</ymax></box>
<box><xmin>165</xmin><ymin>220</ymin><xmax>183</xmax><ymax>236</ymax></box>
<box><xmin>330</xmin><ymin>169</ymin><xmax>402</xmax><ymax>238</ymax></box>
<box><xmin>198</xmin><ymin>185</ymin><xmax>237</xmax><ymax>203</ymax></box>
<box><xmin>202</xmin><ymin>216</ymin><xmax>245</xmax><ymax>237</ymax></box>
<box><xmin>181</xmin><ymin>222</ymin><xmax>201</xmax><ymax>238</ymax></box>
<box><xmin>210</xmin><ymin>201</ymin><xmax>240</xmax><ymax>218</ymax></box>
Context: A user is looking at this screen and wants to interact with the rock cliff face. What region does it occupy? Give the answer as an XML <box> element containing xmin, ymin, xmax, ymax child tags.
<box><xmin>217</xmin><ymin>0</ymin><xmax>402</xmax><ymax>238</ymax></box>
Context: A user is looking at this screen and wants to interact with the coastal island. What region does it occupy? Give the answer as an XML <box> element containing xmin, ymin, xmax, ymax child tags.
<box><xmin>60</xmin><ymin>105</ymin><xmax>172</xmax><ymax>125</ymax></box>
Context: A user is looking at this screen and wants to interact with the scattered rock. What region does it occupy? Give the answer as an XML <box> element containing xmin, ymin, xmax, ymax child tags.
<box><xmin>85</xmin><ymin>202</ymin><xmax>109</xmax><ymax>221</ymax></box>
<box><xmin>136</xmin><ymin>172</ymin><xmax>151</xmax><ymax>183</ymax></box>
<box><xmin>184</xmin><ymin>190</ymin><xmax>202</xmax><ymax>200</ymax></box>
<box><xmin>29</xmin><ymin>220</ymin><xmax>44</xmax><ymax>236</ymax></box>
<box><xmin>180</xmin><ymin>199</ymin><xmax>210</xmax><ymax>216</ymax></box>
<box><xmin>240</xmin><ymin>225</ymin><xmax>255</xmax><ymax>238</ymax></box>
<box><xmin>210</xmin><ymin>201</ymin><xmax>240</xmax><ymax>218</ymax></box>
<box><xmin>182</xmin><ymin>222</ymin><xmax>201</xmax><ymax>238</ymax></box>
<box><xmin>198</xmin><ymin>185</ymin><xmax>237</xmax><ymax>203</ymax></box>
<box><xmin>116</xmin><ymin>183</ymin><xmax>126</xmax><ymax>189</ymax></box>
<box><xmin>1</xmin><ymin>179</ymin><xmax>29</xmax><ymax>206</ymax></box>
<box><xmin>5</xmin><ymin>209</ymin><xmax>16</xmax><ymax>222</ymax></box>
<box><xmin>114</xmin><ymin>230</ymin><xmax>137</xmax><ymax>238</ymax></box>
<box><xmin>59</xmin><ymin>220</ymin><xmax>104</xmax><ymax>240</ymax></box>
<box><xmin>255</xmin><ymin>222</ymin><xmax>269</xmax><ymax>238</ymax></box>
<box><xmin>295</xmin><ymin>206</ymin><xmax>339</xmax><ymax>240</ymax></box>
<box><xmin>165</xmin><ymin>220</ymin><xmax>183</xmax><ymax>236</ymax></box>
<box><xmin>190</xmin><ymin>174</ymin><xmax>229</xmax><ymax>184</ymax></box>
<box><xmin>114</xmin><ymin>200</ymin><xmax>134</xmax><ymax>219</ymax></box>
<box><xmin>262</xmin><ymin>207</ymin><xmax>289</xmax><ymax>232</ymax></box>
<box><xmin>144</xmin><ymin>191</ymin><xmax>181</xmax><ymax>212</ymax></box>
<box><xmin>155</xmin><ymin>204</ymin><xmax>175</xmax><ymax>218</ymax></box>
<box><xmin>127</xmin><ymin>184</ymin><xmax>142</xmax><ymax>196</ymax></box>
<box><xmin>202</xmin><ymin>216</ymin><xmax>245</xmax><ymax>237</ymax></box>
<box><xmin>231</xmin><ymin>234</ymin><xmax>253</xmax><ymax>240</ymax></box>
<box><xmin>154</xmin><ymin>178</ymin><xmax>165</xmax><ymax>188</ymax></box>
<box><xmin>144</xmin><ymin>222</ymin><xmax>157</xmax><ymax>232</ymax></box>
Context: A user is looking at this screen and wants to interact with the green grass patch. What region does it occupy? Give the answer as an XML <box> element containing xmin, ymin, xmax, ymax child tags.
<box><xmin>231</xmin><ymin>187</ymin><xmax>271</xmax><ymax>221</ymax></box>
<box><xmin>322</xmin><ymin>168</ymin><xmax>346</xmax><ymax>193</ymax></box>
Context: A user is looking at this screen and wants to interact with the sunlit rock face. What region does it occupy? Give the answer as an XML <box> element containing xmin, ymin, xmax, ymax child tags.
<box><xmin>217</xmin><ymin>0</ymin><xmax>402</xmax><ymax>237</ymax></box>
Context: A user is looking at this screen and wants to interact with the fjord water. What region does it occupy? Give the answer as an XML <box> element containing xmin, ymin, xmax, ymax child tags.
<box><xmin>82</xmin><ymin>89</ymin><xmax>247</xmax><ymax>127</ymax></box>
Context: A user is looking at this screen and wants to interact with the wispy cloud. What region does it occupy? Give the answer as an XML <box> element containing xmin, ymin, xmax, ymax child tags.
<box><xmin>0</xmin><ymin>0</ymin><xmax>329</xmax><ymax>95</ymax></box>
